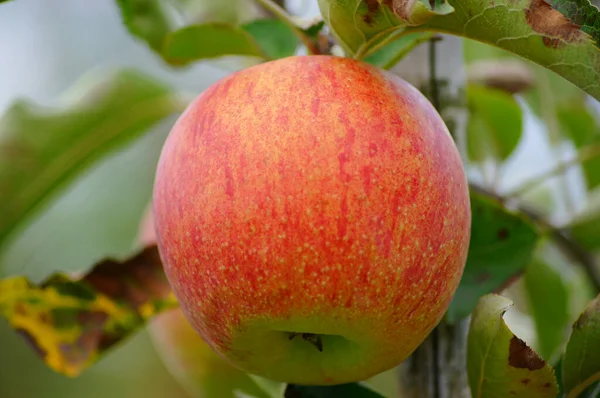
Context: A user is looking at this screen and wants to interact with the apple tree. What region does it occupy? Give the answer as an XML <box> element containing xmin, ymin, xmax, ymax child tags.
<box><xmin>1</xmin><ymin>0</ymin><xmax>600</xmax><ymax>397</ymax></box>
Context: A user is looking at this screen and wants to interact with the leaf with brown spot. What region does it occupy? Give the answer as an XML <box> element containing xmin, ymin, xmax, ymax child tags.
<box><xmin>318</xmin><ymin>0</ymin><xmax>600</xmax><ymax>101</ymax></box>
<box><xmin>0</xmin><ymin>245</ymin><xmax>177</xmax><ymax>377</ymax></box>
<box><xmin>562</xmin><ymin>294</ymin><xmax>600</xmax><ymax>398</ymax></box>
<box><xmin>509</xmin><ymin>336</ymin><xmax>546</xmax><ymax>370</ymax></box>
<box><xmin>467</xmin><ymin>294</ymin><xmax>558</xmax><ymax>398</ymax></box>
<box><xmin>526</xmin><ymin>0</ymin><xmax>589</xmax><ymax>48</ymax></box>
<box><xmin>548</xmin><ymin>0</ymin><xmax>600</xmax><ymax>44</ymax></box>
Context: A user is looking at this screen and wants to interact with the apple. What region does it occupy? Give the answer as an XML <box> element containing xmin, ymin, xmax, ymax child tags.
<box><xmin>140</xmin><ymin>208</ymin><xmax>270</xmax><ymax>398</ymax></box>
<box><xmin>152</xmin><ymin>55</ymin><xmax>471</xmax><ymax>385</ymax></box>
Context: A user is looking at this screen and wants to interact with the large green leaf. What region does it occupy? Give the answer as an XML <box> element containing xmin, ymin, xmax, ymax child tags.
<box><xmin>466</xmin><ymin>84</ymin><xmax>524</xmax><ymax>163</ymax></box>
<box><xmin>467</xmin><ymin>294</ymin><xmax>559</xmax><ymax>398</ymax></box>
<box><xmin>318</xmin><ymin>0</ymin><xmax>600</xmax><ymax>101</ymax></box>
<box><xmin>0</xmin><ymin>69</ymin><xmax>184</xmax><ymax>259</ymax></box>
<box><xmin>117</xmin><ymin>0</ymin><xmax>298</xmax><ymax>65</ymax></box>
<box><xmin>284</xmin><ymin>383</ymin><xmax>385</xmax><ymax>398</ymax></box>
<box><xmin>562</xmin><ymin>294</ymin><xmax>600</xmax><ymax>398</ymax></box>
<box><xmin>446</xmin><ymin>188</ymin><xmax>540</xmax><ymax>323</ymax></box>
<box><xmin>162</xmin><ymin>20</ymin><xmax>298</xmax><ymax>65</ymax></box>
<box><xmin>242</xmin><ymin>19</ymin><xmax>300</xmax><ymax>60</ymax></box>
<box><xmin>0</xmin><ymin>246</ymin><xmax>177</xmax><ymax>377</ymax></box>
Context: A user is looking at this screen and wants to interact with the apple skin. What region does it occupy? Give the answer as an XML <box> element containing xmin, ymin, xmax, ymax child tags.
<box><xmin>140</xmin><ymin>208</ymin><xmax>270</xmax><ymax>398</ymax></box>
<box><xmin>153</xmin><ymin>55</ymin><xmax>471</xmax><ymax>385</ymax></box>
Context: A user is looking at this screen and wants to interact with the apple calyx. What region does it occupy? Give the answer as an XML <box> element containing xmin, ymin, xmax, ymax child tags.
<box><xmin>288</xmin><ymin>332</ymin><xmax>324</xmax><ymax>352</ymax></box>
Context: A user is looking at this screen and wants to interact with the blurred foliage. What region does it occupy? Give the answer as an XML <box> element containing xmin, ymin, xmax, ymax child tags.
<box><xmin>555</xmin><ymin>102</ymin><xmax>600</xmax><ymax>191</ymax></box>
<box><xmin>466</xmin><ymin>84</ymin><xmax>523</xmax><ymax>163</ymax></box>
<box><xmin>0</xmin><ymin>69</ymin><xmax>184</xmax><ymax>278</ymax></box>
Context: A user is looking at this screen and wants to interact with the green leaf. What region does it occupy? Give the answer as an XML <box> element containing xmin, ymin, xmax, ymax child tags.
<box><xmin>116</xmin><ymin>0</ymin><xmax>173</xmax><ymax>52</ymax></box>
<box><xmin>0</xmin><ymin>69</ymin><xmax>183</xmax><ymax>258</ymax></box>
<box><xmin>0</xmin><ymin>246</ymin><xmax>177</xmax><ymax>377</ymax></box>
<box><xmin>318</xmin><ymin>0</ymin><xmax>600</xmax><ymax>101</ymax></box>
<box><xmin>466</xmin><ymin>84</ymin><xmax>524</xmax><ymax>163</ymax></box>
<box><xmin>161</xmin><ymin>23</ymin><xmax>266</xmax><ymax>65</ymax></box>
<box><xmin>284</xmin><ymin>383</ymin><xmax>385</xmax><ymax>398</ymax></box>
<box><xmin>240</xmin><ymin>19</ymin><xmax>299</xmax><ymax>60</ymax></box>
<box><xmin>115</xmin><ymin>0</ymin><xmax>265</xmax><ymax>50</ymax></box>
<box><xmin>467</xmin><ymin>294</ymin><xmax>559</xmax><ymax>398</ymax></box>
<box><xmin>158</xmin><ymin>20</ymin><xmax>298</xmax><ymax>66</ymax></box>
<box><xmin>364</xmin><ymin>32</ymin><xmax>433</xmax><ymax>70</ymax></box>
<box><xmin>446</xmin><ymin>188</ymin><xmax>540</xmax><ymax>323</ymax></box>
<box><xmin>563</xmin><ymin>294</ymin><xmax>600</xmax><ymax>398</ymax></box>
<box><xmin>117</xmin><ymin>0</ymin><xmax>298</xmax><ymax>65</ymax></box>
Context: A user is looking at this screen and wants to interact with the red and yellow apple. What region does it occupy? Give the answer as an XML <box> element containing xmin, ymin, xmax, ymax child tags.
<box><xmin>152</xmin><ymin>55</ymin><xmax>471</xmax><ymax>385</ymax></box>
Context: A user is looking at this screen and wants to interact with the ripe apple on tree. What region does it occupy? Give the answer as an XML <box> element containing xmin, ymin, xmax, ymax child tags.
<box><xmin>152</xmin><ymin>55</ymin><xmax>471</xmax><ymax>385</ymax></box>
